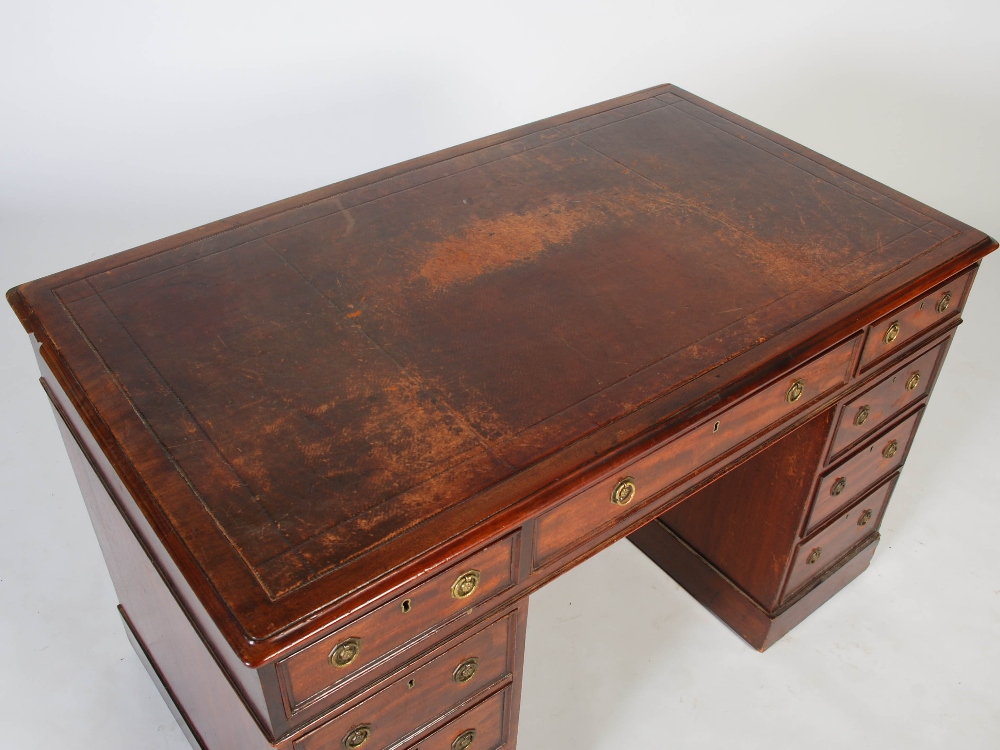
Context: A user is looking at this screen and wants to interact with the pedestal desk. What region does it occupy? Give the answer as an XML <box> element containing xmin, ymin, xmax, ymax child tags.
<box><xmin>8</xmin><ymin>85</ymin><xmax>996</xmax><ymax>750</ymax></box>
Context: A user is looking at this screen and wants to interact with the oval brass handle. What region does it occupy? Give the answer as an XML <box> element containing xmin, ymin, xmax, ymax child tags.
<box><xmin>451</xmin><ymin>570</ymin><xmax>481</xmax><ymax>599</ymax></box>
<box><xmin>452</xmin><ymin>729</ymin><xmax>477</xmax><ymax>750</ymax></box>
<box><xmin>806</xmin><ymin>547</ymin><xmax>822</xmax><ymax>565</ymax></box>
<box><xmin>329</xmin><ymin>637</ymin><xmax>362</xmax><ymax>669</ymax></box>
<box><xmin>453</xmin><ymin>657</ymin><xmax>479</xmax><ymax>684</ymax></box>
<box><xmin>858</xmin><ymin>508</ymin><xmax>873</xmax><ymax>527</ymax></box>
<box><xmin>854</xmin><ymin>405</ymin><xmax>870</xmax><ymax>426</ymax></box>
<box><xmin>883</xmin><ymin>440</ymin><xmax>899</xmax><ymax>459</ymax></box>
<box><xmin>611</xmin><ymin>476</ymin><xmax>637</xmax><ymax>506</ymax></box>
<box><xmin>883</xmin><ymin>321</ymin><xmax>901</xmax><ymax>345</ymax></box>
<box><xmin>831</xmin><ymin>477</ymin><xmax>847</xmax><ymax>496</ymax></box>
<box><xmin>936</xmin><ymin>291</ymin><xmax>952</xmax><ymax>314</ymax></box>
<box><xmin>785</xmin><ymin>378</ymin><xmax>805</xmax><ymax>403</ymax></box>
<box><xmin>342</xmin><ymin>724</ymin><xmax>372</xmax><ymax>749</ymax></box>
<box><xmin>906</xmin><ymin>371</ymin><xmax>921</xmax><ymax>391</ymax></box>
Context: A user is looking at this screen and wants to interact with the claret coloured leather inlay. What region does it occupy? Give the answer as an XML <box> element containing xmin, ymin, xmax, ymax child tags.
<box><xmin>46</xmin><ymin>91</ymin><xmax>957</xmax><ymax>601</ymax></box>
<box><xmin>9</xmin><ymin>85</ymin><xmax>993</xmax><ymax>657</ymax></box>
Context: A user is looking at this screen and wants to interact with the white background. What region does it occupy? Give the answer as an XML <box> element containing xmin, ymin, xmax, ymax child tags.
<box><xmin>2</xmin><ymin>2</ymin><xmax>998</xmax><ymax>748</ymax></box>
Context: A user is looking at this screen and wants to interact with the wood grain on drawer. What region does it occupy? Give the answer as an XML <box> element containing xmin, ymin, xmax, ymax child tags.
<box><xmin>295</xmin><ymin>612</ymin><xmax>517</xmax><ymax>750</ymax></box>
<box><xmin>807</xmin><ymin>409</ymin><xmax>922</xmax><ymax>532</ymax></box>
<box><xmin>281</xmin><ymin>535</ymin><xmax>517</xmax><ymax>714</ymax></box>
<box><xmin>410</xmin><ymin>687</ymin><xmax>509</xmax><ymax>750</ymax></box>
<box><xmin>533</xmin><ymin>336</ymin><xmax>859</xmax><ymax>568</ymax></box>
<box><xmin>783</xmin><ymin>475</ymin><xmax>896</xmax><ymax>600</ymax></box>
<box><xmin>830</xmin><ymin>339</ymin><xmax>948</xmax><ymax>459</ymax></box>
<box><xmin>858</xmin><ymin>268</ymin><xmax>972</xmax><ymax>372</ymax></box>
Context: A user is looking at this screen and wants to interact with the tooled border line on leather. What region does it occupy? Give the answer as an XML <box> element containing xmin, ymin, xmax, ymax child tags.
<box><xmin>38</xmin><ymin>89</ymin><xmax>975</xmax><ymax>607</ymax></box>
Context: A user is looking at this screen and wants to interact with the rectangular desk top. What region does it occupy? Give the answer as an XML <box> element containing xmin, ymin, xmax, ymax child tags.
<box><xmin>7</xmin><ymin>84</ymin><xmax>995</xmax><ymax>665</ymax></box>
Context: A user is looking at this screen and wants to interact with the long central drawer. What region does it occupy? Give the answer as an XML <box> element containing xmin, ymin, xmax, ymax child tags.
<box><xmin>532</xmin><ymin>335</ymin><xmax>859</xmax><ymax>568</ymax></box>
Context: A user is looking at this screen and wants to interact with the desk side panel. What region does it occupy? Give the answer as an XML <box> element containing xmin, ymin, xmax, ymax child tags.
<box><xmin>48</xmin><ymin>392</ymin><xmax>278</xmax><ymax>749</ymax></box>
<box><xmin>659</xmin><ymin>406</ymin><xmax>836</xmax><ymax>611</ymax></box>
<box><xmin>35</xmin><ymin>337</ymin><xmax>282</xmax><ymax>742</ymax></box>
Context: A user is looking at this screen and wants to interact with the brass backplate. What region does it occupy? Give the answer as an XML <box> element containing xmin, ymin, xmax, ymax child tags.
<box><xmin>329</xmin><ymin>637</ymin><xmax>362</xmax><ymax>669</ymax></box>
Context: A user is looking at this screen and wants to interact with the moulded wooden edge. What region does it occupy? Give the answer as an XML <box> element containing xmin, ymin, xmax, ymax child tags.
<box><xmin>628</xmin><ymin>520</ymin><xmax>879</xmax><ymax>651</ymax></box>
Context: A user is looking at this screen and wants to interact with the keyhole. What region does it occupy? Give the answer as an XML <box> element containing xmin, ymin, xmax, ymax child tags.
<box><xmin>407</xmin><ymin>679</ymin><xmax>415</xmax><ymax>689</ymax></box>
<box><xmin>919</xmin><ymin>301</ymin><xmax>925</xmax><ymax>310</ymax></box>
<box><xmin>401</xmin><ymin>599</ymin><xmax>412</xmax><ymax>614</ymax></box>
<box><xmin>713</xmin><ymin>421</ymin><xmax>720</xmax><ymax>433</ymax></box>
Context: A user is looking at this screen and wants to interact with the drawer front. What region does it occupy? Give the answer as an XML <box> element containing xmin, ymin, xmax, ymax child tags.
<box><xmin>858</xmin><ymin>267</ymin><xmax>972</xmax><ymax>372</ymax></box>
<box><xmin>295</xmin><ymin>612</ymin><xmax>516</xmax><ymax>750</ymax></box>
<box><xmin>282</xmin><ymin>535</ymin><xmax>517</xmax><ymax>714</ymax></box>
<box><xmin>533</xmin><ymin>335</ymin><xmax>859</xmax><ymax>567</ymax></box>
<box><xmin>784</xmin><ymin>475</ymin><xmax>896</xmax><ymax>599</ymax></box>
<box><xmin>807</xmin><ymin>408</ymin><xmax>922</xmax><ymax>532</ymax></box>
<box><xmin>410</xmin><ymin>687</ymin><xmax>509</xmax><ymax>750</ymax></box>
<box><xmin>830</xmin><ymin>339</ymin><xmax>948</xmax><ymax>459</ymax></box>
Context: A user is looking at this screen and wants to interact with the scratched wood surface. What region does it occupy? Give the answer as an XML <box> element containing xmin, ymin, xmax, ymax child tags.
<box><xmin>7</xmin><ymin>84</ymin><xmax>995</xmax><ymax>661</ymax></box>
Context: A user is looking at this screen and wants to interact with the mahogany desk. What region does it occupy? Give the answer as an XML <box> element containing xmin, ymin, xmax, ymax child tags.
<box><xmin>8</xmin><ymin>85</ymin><xmax>996</xmax><ymax>750</ymax></box>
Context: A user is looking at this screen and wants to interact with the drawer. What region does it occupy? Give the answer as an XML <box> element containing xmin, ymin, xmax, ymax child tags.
<box><xmin>783</xmin><ymin>475</ymin><xmax>896</xmax><ymax>600</ymax></box>
<box><xmin>533</xmin><ymin>335</ymin><xmax>859</xmax><ymax>567</ymax></box>
<box><xmin>829</xmin><ymin>338</ymin><xmax>948</xmax><ymax>459</ymax></box>
<box><xmin>807</xmin><ymin>408</ymin><xmax>922</xmax><ymax>532</ymax></box>
<box><xmin>295</xmin><ymin>611</ymin><xmax>517</xmax><ymax>750</ymax></box>
<box><xmin>858</xmin><ymin>267</ymin><xmax>973</xmax><ymax>372</ymax></box>
<box><xmin>410</xmin><ymin>687</ymin><xmax>509</xmax><ymax>750</ymax></box>
<box><xmin>281</xmin><ymin>535</ymin><xmax>517</xmax><ymax>714</ymax></box>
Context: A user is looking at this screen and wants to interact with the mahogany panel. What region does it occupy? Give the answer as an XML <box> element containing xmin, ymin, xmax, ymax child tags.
<box><xmin>48</xmin><ymin>394</ymin><xmax>275</xmax><ymax>749</ymax></box>
<box><xmin>858</xmin><ymin>267</ymin><xmax>973</xmax><ymax>372</ymax></box>
<box><xmin>294</xmin><ymin>612</ymin><xmax>517</xmax><ymax>750</ymax></box>
<box><xmin>34</xmin><ymin>345</ymin><xmax>285</xmax><ymax>735</ymax></box>
<box><xmin>533</xmin><ymin>336</ymin><xmax>857</xmax><ymax>567</ymax></box>
<box><xmin>281</xmin><ymin>534</ymin><xmax>517</xmax><ymax>716</ymax></box>
<box><xmin>830</xmin><ymin>339</ymin><xmax>948</xmax><ymax>459</ymax></box>
<box><xmin>808</xmin><ymin>407</ymin><xmax>923</xmax><ymax>532</ymax></box>
<box><xmin>409</xmin><ymin>688</ymin><xmax>509</xmax><ymax>750</ymax></box>
<box><xmin>783</xmin><ymin>475</ymin><xmax>896</xmax><ymax>600</ymax></box>
<box><xmin>658</xmin><ymin>407</ymin><xmax>836</xmax><ymax>611</ymax></box>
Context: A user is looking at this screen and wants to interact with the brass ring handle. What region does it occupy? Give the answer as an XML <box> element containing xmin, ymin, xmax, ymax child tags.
<box><xmin>806</xmin><ymin>547</ymin><xmax>822</xmax><ymax>565</ymax></box>
<box><xmin>611</xmin><ymin>477</ymin><xmax>637</xmax><ymax>506</ymax></box>
<box><xmin>785</xmin><ymin>378</ymin><xmax>805</xmax><ymax>403</ymax></box>
<box><xmin>453</xmin><ymin>657</ymin><xmax>479</xmax><ymax>684</ymax></box>
<box><xmin>858</xmin><ymin>508</ymin><xmax>873</xmax><ymax>527</ymax></box>
<box><xmin>452</xmin><ymin>729</ymin><xmax>477</xmax><ymax>750</ymax></box>
<box><xmin>329</xmin><ymin>637</ymin><xmax>362</xmax><ymax>669</ymax></box>
<box><xmin>906</xmin><ymin>371</ymin><xmax>921</xmax><ymax>391</ymax></box>
<box><xmin>342</xmin><ymin>724</ymin><xmax>372</xmax><ymax>749</ymax></box>
<box><xmin>936</xmin><ymin>291</ymin><xmax>952</xmax><ymax>314</ymax></box>
<box><xmin>854</xmin><ymin>405</ymin><xmax>870</xmax><ymax>426</ymax></box>
<box><xmin>451</xmin><ymin>570</ymin><xmax>481</xmax><ymax>599</ymax></box>
<box><xmin>883</xmin><ymin>440</ymin><xmax>899</xmax><ymax>459</ymax></box>
<box><xmin>831</xmin><ymin>477</ymin><xmax>847</xmax><ymax>496</ymax></box>
<box><xmin>883</xmin><ymin>321</ymin><xmax>901</xmax><ymax>345</ymax></box>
